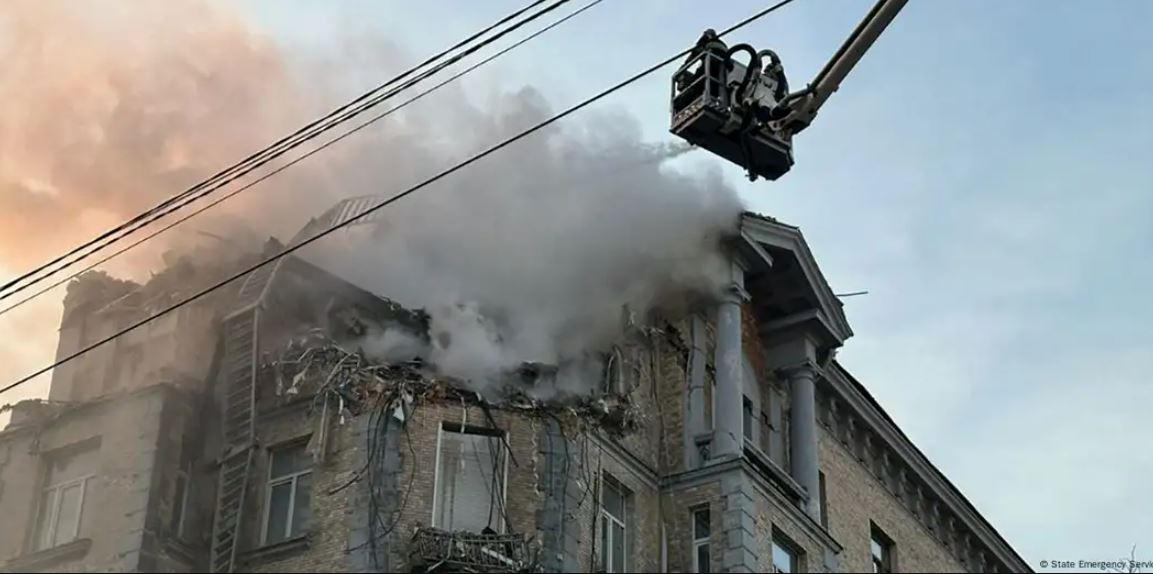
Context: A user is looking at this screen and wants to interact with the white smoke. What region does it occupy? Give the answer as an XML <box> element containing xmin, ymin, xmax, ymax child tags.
<box><xmin>0</xmin><ymin>0</ymin><xmax>745</xmax><ymax>399</ymax></box>
<box><xmin>358</xmin><ymin>324</ymin><xmax>428</xmax><ymax>364</ymax></box>
<box><xmin>306</xmin><ymin>87</ymin><xmax>744</xmax><ymax>389</ymax></box>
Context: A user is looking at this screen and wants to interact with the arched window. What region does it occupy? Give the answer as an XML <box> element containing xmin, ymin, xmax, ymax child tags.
<box><xmin>601</xmin><ymin>346</ymin><xmax>625</xmax><ymax>395</ymax></box>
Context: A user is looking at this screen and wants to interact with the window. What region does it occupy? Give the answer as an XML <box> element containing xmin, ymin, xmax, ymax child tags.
<box><xmin>171</xmin><ymin>465</ymin><xmax>191</xmax><ymax>540</ymax></box>
<box><xmin>601</xmin><ymin>349</ymin><xmax>623</xmax><ymax>395</ymax></box>
<box><xmin>705</xmin><ymin>373</ymin><xmax>716</xmax><ymax>430</ymax></box>
<box><xmin>433</xmin><ymin>425</ymin><xmax>507</xmax><ymax>533</ymax></box>
<box><xmin>871</xmin><ymin>523</ymin><xmax>895</xmax><ymax>573</ymax></box>
<box><xmin>599</xmin><ymin>475</ymin><xmax>629</xmax><ymax>573</ymax></box>
<box><xmin>766</xmin><ymin>388</ymin><xmax>785</xmax><ymax>462</ymax></box>
<box><xmin>691</xmin><ymin>506</ymin><xmax>710</xmax><ymax>573</ymax></box>
<box><xmin>741</xmin><ymin>356</ymin><xmax>760</xmax><ymax>446</ymax></box>
<box><xmin>742</xmin><ymin>397</ymin><xmax>755</xmax><ymax>442</ymax></box>
<box><xmin>818</xmin><ymin>471</ymin><xmax>829</xmax><ymax>529</ymax></box>
<box><xmin>34</xmin><ymin>445</ymin><xmax>97</xmax><ymax>551</ymax></box>
<box><xmin>262</xmin><ymin>443</ymin><xmax>312</xmax><ymax>544</ymax></box>
<box><xmin>771</xmin><ymin>531</ymin><xmax>800</xmax><ymax>574</ymax></box>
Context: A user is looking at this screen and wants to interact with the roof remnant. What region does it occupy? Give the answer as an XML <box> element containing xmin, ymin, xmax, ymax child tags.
<box><xmin>263</xmin><ymin>329</ymin><xmax>643</xmax><ymax>438</ymax></box>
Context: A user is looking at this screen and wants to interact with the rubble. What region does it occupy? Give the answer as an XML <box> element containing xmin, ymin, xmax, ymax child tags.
<box><xmin>258</xmin><ymin>326</ymin><xmax>643</xmax><ymax>572</ymax></box>
<box><xmin>262</xmin><ymin>330</ymin><xmax>644</xmax><ymax>438</ymax></box>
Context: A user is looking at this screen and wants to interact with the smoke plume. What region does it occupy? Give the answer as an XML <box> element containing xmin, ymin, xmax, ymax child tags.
<box><xmin>0</xmin><ymin>0</ymin><xmax>334</xmax><ymax>403</ymax></box>
<box><xmin>306</xmin><ymin>88</ymin><xmax>744</xmax><ymax>387</ymax></box>
<box><xmin>0</xmin><ymin>0</ymin><xmax>745</xmax><ymax>400</ymax></box>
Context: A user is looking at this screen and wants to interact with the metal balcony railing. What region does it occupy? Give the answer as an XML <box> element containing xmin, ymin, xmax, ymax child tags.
<box><xmin>409</xmin><ymin>528</ymin><xmax>535</xmax><ymax>573</ymax></box>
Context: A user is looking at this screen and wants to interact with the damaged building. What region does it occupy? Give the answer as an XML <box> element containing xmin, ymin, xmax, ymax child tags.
<box><xmin>0</xmin><ymin>213</ymin><xmax>1031</xmax><ymax>573</ymax></box>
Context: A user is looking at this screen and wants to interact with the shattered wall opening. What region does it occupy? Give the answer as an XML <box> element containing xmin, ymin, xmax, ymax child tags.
<box><xmin>247</xmin><ymin>265</ymin><xmax>669</xmax><ymax>573</ymax></box>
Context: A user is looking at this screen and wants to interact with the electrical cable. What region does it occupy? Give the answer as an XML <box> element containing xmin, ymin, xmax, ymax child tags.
<box><xmin>0</xmin><ymin>0</ymin><xmax>604</xmax><ymax>318</ymax></box>
<box><xmin>0</xmin><ymin>0</ymin><xmax>565</xmax><ymax>303</ymax></box>
<box><xmin>1</xmin><ymin>0</ymin><xmax>801</xmax><ymax>396</ymax></box>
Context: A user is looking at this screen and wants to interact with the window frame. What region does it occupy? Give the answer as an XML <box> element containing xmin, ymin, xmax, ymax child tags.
<box><xmin>705</xmin><ymin>372</ymin><xmax>716</xmax><ymax>430</ymax></box>
<box><xmin>260</xmin><ymin>442</ymin><xmax>313</xmax><ymax>545</ymax></box>
<box><xmin>431</xmin><ymin>423</ymin><xmax>510</xmax><ymax>534</ymax></box>
<box><xmin>871</xmin><ymin>522</ymin><xmax>896</xmax><ymax>573</ymax></box>
<box><xmin>770</xmin><ymin>529</ymin><xmax>801</xmax><ymax>574</ymax></box>
<box><xmin>766</xmin><ymin>386</ymin><xmax>786</xmax><ymax>462</ymax></box>
<box><xmin>599</xmin><ymin>474</ymin><xmax>629</xmax><ymax>573</ymax></box>
<box><xmin>172</xmin><ymin>464</ymin><xmax>192</xmax><ymax>541</ymax></box>
<box><xmin>35</xmin><ymin>474</ymin><xmax>92</xmax><ymax>551</ymax></box>
<box><xmin>818</xmin><ymin>471</ymin><xmax>829</xmax><ymax>529</ymax></box>
<box><xmin>601</xmin><ymin>347</ymin><xmax>625</xmax><ymax>395</ymax></box>
<box><xmin>691</xmin><ymin>505</ymin><xmax>711</xmax><ymax>573</ymax></box>
<box><xmin>742</xmin><ymin>396</ymin><xmax>756</xmax><ymax>442</ymax></box>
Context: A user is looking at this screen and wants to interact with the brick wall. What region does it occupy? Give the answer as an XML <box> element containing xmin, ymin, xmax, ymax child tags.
<box><xmin>604</xmin><ymin>443</ymin><xmax>661</xmax><ymax>573</ymax></box>
<box><xmin>181</xmin><ymin>309</ymin><xmax>992</xmax><ymax>574</ymax></box>
<box><xmin>654</xmin><ymin>319</ymin><xmax>689</xmax><ymax>475</ymax></box>
<box><xmin>239</xmin><ymin>398</ymin><xmax>555</xmax><ymax>573</ymax></box>
<box><xmin>241</xmin><ymin>400</ymin><xmax>357</xmax><ymax>573</ymax></box>
<box><xmin>381</xmin><ymin>401</ymin><xmax>543</xmax><ymax>571</ymax></box>
<box><xmin>751</xmin><ymin>483</ymin><xmax>832</xmax><ymax>573</ymax></box>
<box><xmin>375</xmin><ymin>399</ymin><xmax>664</xmax><ymax>573</ymax></box>
<box><xmin>663</xmin><ymin>481</ymin><xmax>723</xmax><ymax>573</ymax></box>
<box><xmin>740</xmin><ymin>305</ymin><xmax>769</xmax><ymax>387</ymax></box>
<box><xmin>615</xmin><ymin>337</ymin><xmax>663</xmax><ymax>473</ymax></box>
<box><xmin>819</xmin><ymin>426</ymin><xmax>966</xmax><ymax>573</ymax></box>
<box><xmin>663</xmin><ymin>467</ymin><xmax>844</xmax><ymax>574</ymax></box>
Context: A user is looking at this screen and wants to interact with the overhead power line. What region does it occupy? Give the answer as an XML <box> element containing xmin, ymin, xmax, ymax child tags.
<box><xmin>0</xmin><ymin>0</ymin><xmax>565</xmax><ymax>303</ymax></box>
<box><xmin>2</xmin><ymin>0</ymin><xmax>801</xmax><ymax>396</ymax></box>
<box><xmin>0</xmin><ymin>0</ymin><xmax>605</xmax><ymax>318</ymax></box>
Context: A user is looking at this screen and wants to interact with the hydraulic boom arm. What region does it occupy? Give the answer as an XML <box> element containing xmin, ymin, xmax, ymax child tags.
<box><xmin>775</xmin><ymin>0</ymin><xmax>909</xmax><ymax>136</ymax></box>
<box><xmin>669</xmin><ymin>0</ymin><xmax>909</xmax><ymax>181</ymax></box>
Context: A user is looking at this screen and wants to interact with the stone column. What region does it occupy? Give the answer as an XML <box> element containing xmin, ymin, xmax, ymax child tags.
<box><xmin>784</xmin><ymin>364</ymin><xmax>820</xmax><ymax>519</ymax></box>
<box><xmin>712</xmin><ymin>276</ymin><xmax>749</xmax><ymax>461</ymax></box>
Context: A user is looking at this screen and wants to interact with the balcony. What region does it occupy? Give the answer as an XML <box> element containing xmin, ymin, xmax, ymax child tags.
<box><xmin>409</xmin><ymin>527</ymin><xmax>535</xmax><ymax>573</ymax></box>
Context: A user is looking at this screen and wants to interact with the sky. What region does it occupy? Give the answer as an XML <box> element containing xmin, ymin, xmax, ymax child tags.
<box><xmin>3</xmin><ymin>0</ymin><xmax>1152</xmax><ymax>570</ymax></box>
<box><xmin>235</xmin><ymin>0</ymin><xmax>1152</xmax><ymax>568</ymax></box>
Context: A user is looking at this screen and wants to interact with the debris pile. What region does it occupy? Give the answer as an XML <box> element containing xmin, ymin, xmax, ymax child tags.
<box><xmin>265</xmin><ymin>328</ymin><xmax>428</xmax><ymax>411</ymax></box>
<box><xmin>262</xmin><ymin>330</ymin><xmax>644</xmax><ymax>437</ymax></box>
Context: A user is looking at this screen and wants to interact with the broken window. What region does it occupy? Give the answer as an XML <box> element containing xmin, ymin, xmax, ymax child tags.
<box><xmin>34</xmin><ymin>443</ymin><xmax>98</xmax><ymax>551</ymax></box>
<box><xmin>691</xmin><ymin>506</ymin><xmax>711</xmax><ymax>573</ymax></box>
<box><xmin>599</xmin><ymin>474</ymin><xmax>629</xmax><ymax>573</ymax></box>
<box><xmin>262</xmin><ymin>443</ymin><xmax>312</xmax><ymax>544</ymax></box>
<box><xmin>434</xmin><ymin>425</ymin><xmax>507</xmax><ymax>533</ymax></box>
